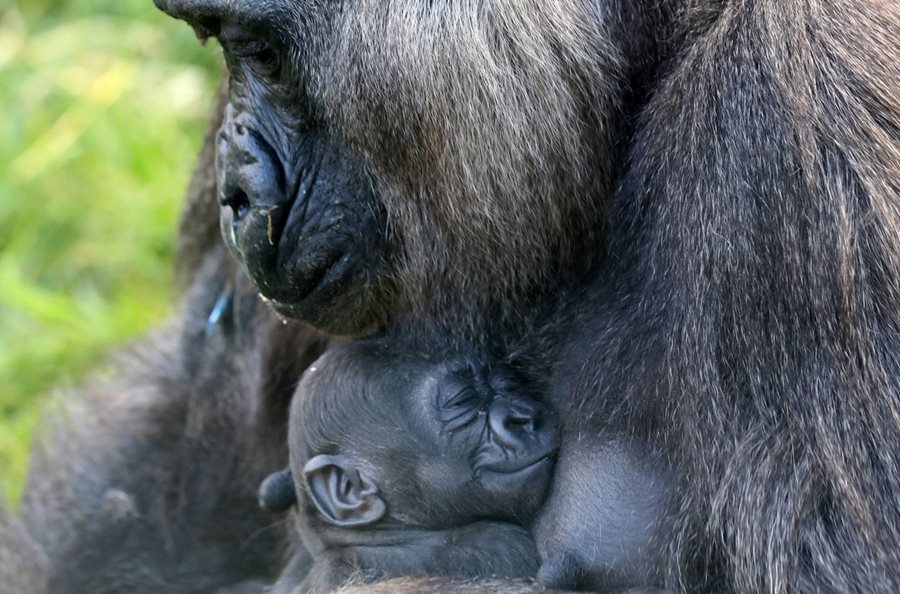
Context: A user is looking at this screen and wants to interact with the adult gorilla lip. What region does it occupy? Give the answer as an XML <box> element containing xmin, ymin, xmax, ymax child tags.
<box><xmin>266</xmin><ymin>249</ymin><xmax>353</xmax><ymax>312</ymax></box>
<box><xmin>227</xmin><ymin>169</ymin><xmax>351</xmax><ymax>301</ymax></box>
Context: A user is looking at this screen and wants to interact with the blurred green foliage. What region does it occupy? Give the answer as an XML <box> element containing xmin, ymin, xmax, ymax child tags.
<box><xmin>0</xmin><ymin>0</ymin><xmax>222</xmax><ymax>503</ymax></box>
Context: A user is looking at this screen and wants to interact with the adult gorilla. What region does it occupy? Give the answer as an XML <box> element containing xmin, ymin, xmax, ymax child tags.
<box><xmin>13</xmin><ymin>1</ymin><xmax>900</xmax><ymax>593</ymax></box>
<box><xmin>152</xmin><ymin>0</ymin><xmax>900</xmax><ymax>589</ymax></box>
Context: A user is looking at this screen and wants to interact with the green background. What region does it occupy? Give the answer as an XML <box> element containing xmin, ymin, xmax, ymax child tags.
<box><xmin>0</xmin><ymin>0</ymin><xmax>222</xmax><ymax>504</ymax></box>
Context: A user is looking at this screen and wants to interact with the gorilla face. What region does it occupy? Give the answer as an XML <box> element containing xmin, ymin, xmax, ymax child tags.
<box><xmin>154</xmin><ymin>0</ymin><xmax>392</xmax><ymax>333</ymax></box>
<box><xmin>155</xmin><ymin>0</ymin><xmax>624</xmax><ymax>333</ymax></box>
<box><xmin>289</xmin><ymin>341</ymin><xmax>559</xmax><ymax>528</ymax></box>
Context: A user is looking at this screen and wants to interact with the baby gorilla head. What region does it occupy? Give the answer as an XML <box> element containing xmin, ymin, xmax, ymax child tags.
<box><xmin>294</xmin><ymin>341</ymin><xmax>557</xmax><ymax>528</ymax></box>
<box><xmin>261</xmin><ymin>338</ymin><xmax>558</xmax><ymax>591</ymax></box>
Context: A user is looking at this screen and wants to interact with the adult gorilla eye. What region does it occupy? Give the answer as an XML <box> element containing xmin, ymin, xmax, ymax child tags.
<box><xmin>221</xmin><ymin>32</ymin><xmax>282</xmax><ymax>78</ymax></box>
<box><xmin>239</xmin><ymin>44</ymin><xmax>281</xmax><ymax>77</ymax></box>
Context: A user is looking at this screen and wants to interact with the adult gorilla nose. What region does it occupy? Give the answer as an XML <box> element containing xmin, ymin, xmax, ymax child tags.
<box><xmin>218</xmin><ymin>111</ymin><xmax>289</xmax><ymax>234</ymax></box>
<box><xmin>215</xmin><ymin>112</ymin><xmax>298</xmax><ymax>295</ymax></box>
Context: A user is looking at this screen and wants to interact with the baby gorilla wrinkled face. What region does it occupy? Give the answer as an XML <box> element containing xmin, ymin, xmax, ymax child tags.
<box><xmin>420</xmin><ymin>364</ymin><xmax>558</xmax><ymax>521</ymax></box>
<box><xmin>284</xmin><ymin>341</ymin><xmax>559</xmax><ymax>533</ymax></box>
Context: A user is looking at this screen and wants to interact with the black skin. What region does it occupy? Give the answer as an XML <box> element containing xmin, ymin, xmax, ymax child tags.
<box><xmin>259</xmin><ymin>468</ymin><xmax>297</xmax><ymax>514</ymax></box>
<box><xmin>534</xmin><ymin>438</ymin><xmax>670</xmax><ymax>593</ymax></box>
<box><xmin>214</xmin><ymin>98</ymin><xmax>390</xmax><ymax>333</ymax></box>
<box><xmin>263</xmin><ymin>339</ymin><xmax>558</xmax><ymax>593</ymax></box>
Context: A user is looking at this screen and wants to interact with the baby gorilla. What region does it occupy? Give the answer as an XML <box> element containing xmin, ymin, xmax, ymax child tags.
<box><xmin>260</xmin><ymin>340</ymin><xmax>558</xmax><ymax>593</ymax></box>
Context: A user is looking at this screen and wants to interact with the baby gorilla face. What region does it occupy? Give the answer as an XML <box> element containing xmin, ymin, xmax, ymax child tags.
<box><xmin>288</xmin><ymin>340</ymin><xmax>559</xmax><ymax>531</ymax></box>
<box><xmin>417</xmin><ymin>362</ymin><xmax>558</xmax><ymax>521</ymax></box>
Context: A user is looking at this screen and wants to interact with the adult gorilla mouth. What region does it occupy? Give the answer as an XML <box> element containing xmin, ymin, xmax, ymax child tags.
<box><xmin>216</xmin><ymin>108</ymin><xmax>390</xmax><ymax>332</ymax></box>
<box><xmin>221</xmin><ymin>197</ymin><xmax>348</xmax><ymax>302</ymax></box>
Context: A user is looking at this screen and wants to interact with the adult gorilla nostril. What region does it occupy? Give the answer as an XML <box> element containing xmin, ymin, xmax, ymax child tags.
<box><xmin>233</xmin><ymin>191</ymin><xmax>250</xmax><ymax>222</ymax></box>
<box><xmin>221</xmin><ymin>189</ymin><xmax>251</xmax><ymax>223</ymax></box>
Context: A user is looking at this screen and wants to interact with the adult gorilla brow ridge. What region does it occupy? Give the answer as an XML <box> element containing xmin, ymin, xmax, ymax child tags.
<box><xmin>154</xmin><ymin>0</ymin><xmax>292</xmax><ymax>39</ymax></box>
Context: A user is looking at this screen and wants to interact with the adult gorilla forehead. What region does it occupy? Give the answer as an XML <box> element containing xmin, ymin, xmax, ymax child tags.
<box><xmin>154</xmin><ymin>0</ymin><xmax>309</xmax><ymax>47</ymax></box>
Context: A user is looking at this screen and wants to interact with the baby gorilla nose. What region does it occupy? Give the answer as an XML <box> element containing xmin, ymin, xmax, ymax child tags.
<box><xmin>485</xmin><ymin>399</ymin><xmax>557</xmax><ymax>474</ymax></box>
<box><xmin>489</xmin><ymin>400</ymin><xmax>540</xmax><ymax>451</ymax></box>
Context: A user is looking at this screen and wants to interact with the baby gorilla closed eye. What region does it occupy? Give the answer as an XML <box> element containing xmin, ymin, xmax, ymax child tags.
<box><xmin>260</xmin><ymin>339</ymin><xmax>558</xmax><ymax>593</ymax></box>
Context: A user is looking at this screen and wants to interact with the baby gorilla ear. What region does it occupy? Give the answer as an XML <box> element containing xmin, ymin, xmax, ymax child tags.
<box><xmin>303</xmin><ymin>455</ymin><xmax>386</xmax><ymax>528</ymax></box>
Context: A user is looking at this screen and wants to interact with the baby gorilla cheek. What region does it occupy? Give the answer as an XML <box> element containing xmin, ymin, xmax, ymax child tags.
<box><xmin>408</xmin><ymin>458</ymin><xmax>488</xmax><ymax>524</ymax></box>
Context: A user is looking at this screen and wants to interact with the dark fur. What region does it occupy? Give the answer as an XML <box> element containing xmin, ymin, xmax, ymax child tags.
<box><xmin>335</xmin><ymin>577</ymin><xmax>563</xmax><ymax>594</ymax></box>
<box><xmin>528</xmin><ymin>2</ymin><xmax>900</xmax><ymax>592</ymax></box>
